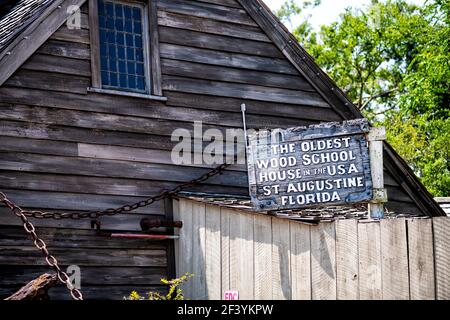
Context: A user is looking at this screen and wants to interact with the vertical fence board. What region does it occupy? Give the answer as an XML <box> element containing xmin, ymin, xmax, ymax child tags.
<box><xmin>173</xmin><ymin>199</ymin><xmax>180</xmax><ymax>277</ymax></box>
<box><xmin>358</xmin><ymin>221</ymin><xmax>382</xmax><ymax>300</ymax></box>
<box><xmin>380</xmin><ymin>219</ymin><xmax>409</xmax><ymax>299</ymax></box>
<box><xmin>311</xmin><ymin>222</ymin><xmax>336</xmax><ymax>300</ymax></box>
<box><xmin>220</xmin><ymin>208</ymin><xmax>231</xmax><ymax>296</ymax></box>
<box><xmin>205</xmin><ymin>205</ymin><xmax>221</xmax><ymax>300</ymax></box>
<box><xmin>192</xmin><ymin>202</ymin><xmax>206</xmax><ymax>299</ymax></box>
<box><xmin>272</xmin><ymin>218</ymin><xmax>291</xmax><ymax>300</ymax></box>
<box><xmin>336</xmin><ymin>219</ymin><xmax>359</xmax><ymax>300</ymax></box>
<box><xmin>407</xmin><ymin>219</ymin><xmax>435</xmax><ymax>300</ymax></box>
<box><xmin>230</xmin><ymin>210</ymin><xmax>254</xmax><ymax>299</ymax></box>
<box><xmin>178</xmin><ymin>199</ymin><xmax>193</xmax><ymax>298</ymax></box>
<box><xmin>433</xmin><ymin>217</ymin><xmax>450</xmax><ymax>300</ymax></box>
<box><xmin>254</xmin><ymin>214</ymin><xmax>272</xmax><ymax>300</ymax></box>
<box><xmin>290</xmin><ymin>222</ymin><xmax>311</xmax><ymax>300</ymax></box>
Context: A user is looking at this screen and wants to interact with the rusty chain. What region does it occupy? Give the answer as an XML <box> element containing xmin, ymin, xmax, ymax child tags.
<box><xmin>0</xmin><ymin>192</ymin><xmax>83</xmax><ymax>300</ymax></box>
<box><xmin>0</xmin><ymin>161</ymin><xmax>231</xmax><ymax>300</ymax></box>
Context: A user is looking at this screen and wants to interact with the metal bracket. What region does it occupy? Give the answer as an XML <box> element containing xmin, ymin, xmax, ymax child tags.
<box><xmin>370</xmin><ymin>188</ymin><xmax>388</xmax><ymax>203</ymax></box>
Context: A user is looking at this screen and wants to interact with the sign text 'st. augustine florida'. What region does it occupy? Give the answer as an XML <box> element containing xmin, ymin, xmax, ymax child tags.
<box><xmin>247</xmin><ymin>120</ymin><xmax>373</xmax><ymax>211</ymax></box>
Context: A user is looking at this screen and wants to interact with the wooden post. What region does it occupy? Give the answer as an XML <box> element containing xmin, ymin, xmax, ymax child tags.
<box><xmin>367</xmin><ymin>127</ymin><xmax>387</xmax><ymax>219</ymax></box>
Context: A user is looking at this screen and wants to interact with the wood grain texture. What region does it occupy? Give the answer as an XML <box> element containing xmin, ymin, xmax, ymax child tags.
<box><xmin>220</xmin><ymin>208</ymin><xmax>231</xmax><ymax>296</ymax></box>
<box><xmin>253</xmin><ymin>214</ymin><xmax>272</xmax><ymax>300</ymax></box>
<box><xmin>157</xmin><ymin>11</ymin><xmax>270</xmax><ymax>42</ymax></box>
<box><xmin>205</xmin><ymin>205</ymin><xmax>221</xmax><ymax>300</ymax></box>
<box><xmin>407</xmin><ymin>219</ymin><xmax>435</xmax><ymax>300</ymax></box>
<box><xmin>272</xmin><ymin>218</ymin><xmax>291</xmax><ymax>300</ymax></box>
<box><xmin>177</xmin><ymin>199</ymin><xmax>194</xmax><ymax>297</ymax></box>
<box><xmin>335</xmin><ymin>219</ymin><xmax>359</xmax><ymax>300</ymax></box>
<box><xmin>310</xmin><ymin>222</ymin><xmax>336</xmax><ymax>300</ymax></box>
<box><xmin>192</xmin><ymin>201</ymin><xmax>207</xmax><ymax>299</ymax></box>
<box><xmin>290</xmin><ymin>222</ymin><xmax>311</xmax><ymax>300</ymax></box>
<box><xmin>433</xmin><ymin>217</ymin><xmax>450</xmax><ymax>300</ymax></box>
<box><xmin>358</xmin><ymin>221</ymin><xmax>382</xmax><ymax>300</ymax></box>
<box><xmin>380</xmin><ymin>219</ymin><xmax>409</xmax><ymax>299</ymax></box>
<box><xmin>229</xmin><ymin>209</ymin><xmax>254</xmax><ymax>299</ymax></box>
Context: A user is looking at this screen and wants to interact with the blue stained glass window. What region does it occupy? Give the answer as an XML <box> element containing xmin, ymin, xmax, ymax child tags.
<box><xmin>98</xmin><ymin>0</ymin><xmax>147</xmax><ymax>93</ymax></box>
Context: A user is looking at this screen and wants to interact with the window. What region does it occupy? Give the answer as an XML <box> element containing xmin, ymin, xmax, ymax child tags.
<box><xmin>98</xmin><ymin>0</ymin><xmax>147</xmax><ymax>92</ymax></box>
<box><xmin>89</xmin><ymin>0</ymin><xmax>163</xmax><ymax>99</ymax></box>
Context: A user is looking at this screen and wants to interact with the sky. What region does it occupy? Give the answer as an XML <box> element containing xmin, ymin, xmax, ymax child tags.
<box><xmin>265</xmin><ymin>0</ymin><xmax>424</xmax><ymax>31</ymax></box>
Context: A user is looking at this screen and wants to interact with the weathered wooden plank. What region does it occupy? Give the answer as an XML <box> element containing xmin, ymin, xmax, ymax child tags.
<box><xmin>433</xmin><ymin>217</ymin><xmax>450</xmax><ymax>300</ymax></box>
<box><xmin>0</xmin><ymin>266</ymin><xmax>166</xmax><ymax>286</ymax></box>
<box><xmin>149</xmin><ymin>0</ymin><xmax>163</xmax><ymax>96</ymax></box>
<box><xmin>191</xmin><ymin>202</ymin><xmax>207</xmax><ymax>300</ymax></box>
<box><xmin>358</xmin><ymin>221</ymin><xmax>382</xmax><ymax>300</ymax></box>
<box><xmin>220</xmin><ymin>207</ymin><xmax>231</xmax><ymax>296</ymax></box>
<box><xmin>272</xmin><ymin>218</ymin><xmax>291</xmax><ymax>300</ymax></box>
<box><xmin>157</xmin><ymin>0</ymin><xmax>256</xmax><ymax>26</ymax></box>
<box><xmin>253</xmin><ymin>214</ymin><xmax>272</xmax><ymax>300</ymax></box>
<box><xmin>163</xmin><ymin>76</ymin><xmax>329</xmax><ymax>107</ymax></box>
<box><xmin>0</xmin><ymin>96</ymin><xmax>315</xmax><ymax>132</ymax></box>
<box><xmin>5</xmin><ymin>69</ymin><xmax>89</xmax><ymax>95</ymax></box>
<box><xmin>0</xmin><ymin>152</ymin><xmax>248</xmax><ymax>187</ymax></box>
<box><xmin>0</xmin><ymin>188</ymin><xmax>164</xmax><ymax>215</ymax></box>
<box><xmin>0</xmin><ymin>136</ymin><xmax>78</xmax><ymax>156</ymax></box>
<box><xmin>173</xmin><ymin>198</ymin><xmax>180</xmax><ymax>278</ymax></box>
<box><xmin>310</xmin><ymin>222</ymin><xmax>337</xmax><ymax>300</ymax></box>
<box><xmin>160</xmin><ymin>43</ymin><xmax>299</xmax><ymax>75</ymax></box>
<box><xmin>0</xmin><ymin>247</ymin><xmax>167</xmax><ymax>267</ymax></box>
<box><xmin>407</xmin><ymin>219</ymin><xmax>435</xmax><ymax>300</ymax></box>
<box><xmin>205</xmin><ymin>205</ymin><xmax>222</xmax><ymax>300</ymax></box>
<box><xmin>0</xmin><ymin>207</ymin><xmax>163</xmax><ymax>231</ymax></box>
<box><xmin>0</xmin><ymin>226</ymin><xmax>166</xmax><ymax>249</ymax></box>
<box><xmin>89</xmin><ymin>0</ymin><xmax>101</xmax><ymax>88</ymax></box>
<box><xmin>161</xmin><ymin>58</ymin><xmax>313</xmax><ymax>91</ymax></box>
<box><xmin>78</xmin><ymin>143</ymin><xmax>246</xmax><ymax>171</ymax></box>
<box><xmin>335</xmin><ymin>219</ymin><xmax>359</xmax><ymax>300</ymax></box>
<box><xmin>177</xmin><ymin>199</ymin><xmax>193</xmax><ymax>297</ymax></box>
<box><xmin>159</xmin><ymin>26</ymin><xmax>283</xmax><ymax>58</ymax></box>
<box><xmin>37</xmin><ymin>39</ymin><xmax>90</xmax><ymax>60</ymax></box>
<box><xmin>290</xmin><ymin>222</ymin><xmax>311</xmax><ymax>300</ymax></box>
<box><xmin>51</xmin><ymin>26</ymin><xmax>90</xmax><ymax>44</ymax></box>
<box><xmin>229</xmin><ymin>210</ymin><xmax>254</xmax><ymax>299</ymax></box>
<box><xmin>157</xmin><ymin>11</ymin><xmax>270</xmax><ymax>42</ymax></box>
<box><xmin>0</xmin><ymin>171</ymin><xmax>247</xmax><ymax>197</ymax></box>
<box><xmin>21</xmin><ymin>53</ymin><xmax>91</xmax><ymax>77</ymax></box>
<box><xmin>165</xmin><ymin>92</ymin><xmax>337</xmax><ymax>121</ymax></box>
<box><xmin>380</xmin><ymin>219</ymin><xmax>409</xmax><ymax>299</ymax></box>
<box><xmin>194</xmin><ymin>0</ymin><xmax>241</xmax><ymax>8</ymax></box>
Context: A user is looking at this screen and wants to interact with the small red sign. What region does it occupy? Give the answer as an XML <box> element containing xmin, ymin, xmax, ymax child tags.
<box><xmin>223</xmin><ymin>290</ymin><xmax>239</xmax><ymax>300</ymax></box>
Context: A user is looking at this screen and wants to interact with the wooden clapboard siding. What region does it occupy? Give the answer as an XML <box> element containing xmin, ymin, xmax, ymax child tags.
<box><xmin>176</xmin><ymin>198</ymin><xmax>448</xmax><ymax>300</ymax></box>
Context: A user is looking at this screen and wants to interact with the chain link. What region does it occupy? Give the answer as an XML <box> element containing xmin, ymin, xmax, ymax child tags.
<box><xmin>0</xmin><ymin>193</ymin><xmax>83</xmax><ymax>300</ymax></box>
<box><xmin>0</xmin><ymin>162</ymin><xmax>231</xmax><ymax>300</ymax></box>
<box><xmin>7</xmin><ymin>162</ymin><xmax>231</xmax><ymax>220</ymax></box>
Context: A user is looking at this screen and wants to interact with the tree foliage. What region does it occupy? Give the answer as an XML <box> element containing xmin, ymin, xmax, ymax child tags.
<box><xmin>276</xmin><ymin>0</ymin><xmax>449</xmax><ymax>196</ymax></box>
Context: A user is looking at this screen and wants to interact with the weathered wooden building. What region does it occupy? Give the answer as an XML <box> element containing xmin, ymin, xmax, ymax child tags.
<box><xmin>0</xmin><ymin>0</ymin><xmax>445</xmax><ymax>299</ymax></box>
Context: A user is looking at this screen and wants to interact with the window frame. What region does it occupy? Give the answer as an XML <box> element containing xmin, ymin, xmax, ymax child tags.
<box><xmin>89</xmin><ymin>0</ymin><xmax>163</xmax><ymax>98</ymax></box>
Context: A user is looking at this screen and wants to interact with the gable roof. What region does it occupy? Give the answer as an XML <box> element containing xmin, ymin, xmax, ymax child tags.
<box><xmin>0</xmin><ymin>0</ymin><xmax>53</xmax><ymax>53</ymax></box>
<box><xmin>237</xmin><ymin>0</ymin><xmax>445</xmax><ymax>217</ymax></box>
<box><xmin>0</xmin><ymin>0</ymin><xmax>444</xmax><ymax>217</ymax></box>
<box><xmin>0</xmin><ymin>0</ymin><xmax>87</xmax><ymax>86</ymax></box>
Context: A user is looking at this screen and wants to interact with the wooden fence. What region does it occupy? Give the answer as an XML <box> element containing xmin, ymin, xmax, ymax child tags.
<box><xmin>173</xmin><ymin>197</ymin><xmax>450</xmax><ymax>300</ymax></box>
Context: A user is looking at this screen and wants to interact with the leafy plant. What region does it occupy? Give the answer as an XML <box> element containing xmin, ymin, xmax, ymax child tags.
<box><xmin>125</xmin><ymin>273</ymin><xmax>193</xmax><ymax>300</ymax></box>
